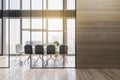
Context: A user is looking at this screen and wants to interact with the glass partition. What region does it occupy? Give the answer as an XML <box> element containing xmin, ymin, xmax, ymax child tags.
<box><xmin>67</xmin><ymin>0</ymin><xmax>75</xmax><ymax>10</ymax></box>
<box><xmin>48</xmin><ymin>19</ymin><xmax>63</xmax><ymax>30</ymax></box>
<box><xmin>10</xmin><ymin>0</ymin><xmax>20</xmax><ymax>10</ymax></box>
<box><xmin>67</xmin><ymin>19</ymin><xmax>75</xmax><ymax>55</ymax></box>
<box><xmin>1</xmin><ymin>0</ymin><xmax>76</xmax><ymax>68</ymax></box>
<box><xmin>32</xmin><ymin>18</ymin><xmax>43</xmax><ymax>29</ymax></box>
<box><xmin>0</xmin><ymin>18</ymin><xmax>10</xmax><ymax>68</ymax></box>
<box><xmin>32</xmin><ymin>0</ymin><xmax>42</xmax><ymax>10</ymax></box>
<box><xmin>0</xmin><ymin>0</ymin><xmax>1</xmax><ymax>9</ymax></box>
<box><xmin>10</xmin><ymin>19</ymin><xmax>20</xmax><ymax>54</ymax></box>
<box><xmin>48</xmin><ymin>0</ymin><xmax>63</xmax><ymax>10</ymax></box>
<box><xmin>0</xmin><ymin>0</ymin><xmax>2</xmax><ymax>56</ymax></box>
<box><xmin>0</xmin><ymin>19</ymin><xmax>2</xmax><ymax>55</ymax></box>
<box><xmin>22</xmin><ymin>0</ymin><xmax>30</xmax><ymax>10</ymax></box>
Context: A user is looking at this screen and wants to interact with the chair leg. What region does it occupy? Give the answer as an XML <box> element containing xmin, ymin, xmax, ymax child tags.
<box><xmin>35</xmin><ymin>55</ymin><xmax>41</xmax><ymax>63</ymax></box>
<box><xmin>63</xmin><ymin>54</ymin><xmax>67</xmax><ymax>67</ymax></box>
<box><xmin>46</xmin><ymin>56</ymin><xmax>51</xmax><ymax>66</ymax></box>
<box><xmin>46</xmin><ymin>55</ymin><xmax>54</xmax><ymax>66</ymax></box>
<box><xmin>24</xmin><ymin>56</ymin><xmax>30</xmax><ymax>64</ymax></box>
<box><xmin>58</xmin><ymin>54</ymin><xmax>67</xmax><ymax>66</ymax></box>
<box><xmin>35</xmin><ymin>55</ymin><xmax>44</xmax><ymax>65</ymax></box>
<box><xmin>40</xmin><ymin>55</ymin><xmax>45</xmax><ymax>66</ymax></box>
<box><xmin>24</xmin><ymin>55</ymin><xmax>35</xmax><ymax>64</ymax></box>
<box><xmin>15</xmin><ymin>54</ymin><xmax>21</xmax><ymax>61</ymax></box>
<box><xmin>54</xmin><ymin>57</ymin><xmax>61</xmax><ymax>66</ymax></box>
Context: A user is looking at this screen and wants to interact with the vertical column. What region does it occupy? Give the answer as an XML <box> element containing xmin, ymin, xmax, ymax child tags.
<box><xmin>0</xmin><ymin>0</ymin><xmax>2</xmax><ymax>55</ymax></box>
<box><xmin>20</xmin><ymin>0</ymin><xmax>22</xmax><ymax>45</ymax></box>
<box><xmin>63</xmin><ymin>0</ymin><xmax>67</xmax><ymax>44</ymax></box>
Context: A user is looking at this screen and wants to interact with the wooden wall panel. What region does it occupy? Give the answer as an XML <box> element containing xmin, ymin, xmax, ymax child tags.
<box><xmin>76</xmin><ymin>0</ymin><xmax>120</xmax><ymax>68</ymax></box>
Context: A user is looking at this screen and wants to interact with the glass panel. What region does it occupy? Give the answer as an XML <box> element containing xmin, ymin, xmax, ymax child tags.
<box><xmin>32</xmin><ymin>0</ymin><xmax>42</xmax><ymax>10</ymax></box>
<box><xmin>48</xmin><ymin>0</ymin><xmax>63</xmax><ymax>10</ymax></box>
<box><xmin>43</xmin><ymin>32</ymin><xmax>46</xmax><ymax>44</ymax></box>
<box><xmin>32</xmin><ymin>19</ymin><xmax>42</xmax><ymax>29</ymax></box>
<box><xmin>22</xmin><ymin>31</ymin><xmax>30</xmax><ymax>46</ymax></box>
<box><xmin>32</xmin><ymin>32</ymin><xmax>46</xmax><ymax>45</ymax></box>
<box><xmin>67</xmin><ymin>0</ymin><xmax>75</xmax><ymax>10</ymax></box>
<box><xmin>43</xmin><ymin>19</ymin><xmax>46</xmax><ymax>29</ymax></box>
<box><xmin>0</xmin><ymin>0</ymin><xmax>1</xmax><ymax>9</ymax></box>
<box><xmin>32</xmin><ymin>18</ymin><xmax>46</xmax><ymax>29</ymax></box>
<box><xmin>10</xmin><ymin>0</ymin><xmax>20</xmax><ymax>10</ymax></box>
<box><xmin>67</xmin><ymin>19</ymin><xmax>75</xmax><ymax>54</ymax></box>
<box><xmin>22</xmin><ymin>0</ymin><xmax>30</xmax><ymax>10</ymax></box>
<box><xmin>32</xmin><ymin>32</ymin><xmax>42</xmax><ymax>44</ymax></box>
<box><xmin>10</xmin><ymin>19</ymin><xmax>20</xmax><ymax>54</ymax></box>
<box><xmin>31</xmin><ymin>32</ymin><xmax>46</xmax><ymax>67</ymax></box>
<box><xmin>22</xmin><ymin>19</ymin><xmax>30</xmax><ymax>29</ymax></box>
<box><xmin>48</xmin><ymin>32</ymin><xmax>63</xmax><ymax>44</ymax></box>
<box><xmin>48</xmin><ymin>19</ymin><xmax>63</xmax><ymax>30</ymax></box>
<box><xmin>5</xmin><ymin>0</ymin><xmax>8</xmax><ymax>10</ymax></box>
<box><xmin>0</xmin><ymin>19</ymin><xmax>1</xmax><ymax>54</ymax></box>
<box><xmin>5</xmin><ymin>19</ymin><xmax>8</xmax><ymax>55</ymax></box>
<box><xmin>43</xmin><ymin>0</ymin><xmax>46</xmax><ymax>10</ymax></box>
<box><xmin>0</xmin><ymin>18</ymin><xmax>9</xmax><ymax>67</ymax></box>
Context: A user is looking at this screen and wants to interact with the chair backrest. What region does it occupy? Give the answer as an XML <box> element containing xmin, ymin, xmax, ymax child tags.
<box><xmin>47</xmin><ymin>45</ymin><xmax>55</xmax><ymax>54</ymax></box>
<box><xmin>16</xmin><ymin>44</ymin><xmax>23</xmax><ymax>53</ymax></box>
<box><xmin>59</xmin><ymin>45</ymin><xmax>68</xmax><ymax>54</ymax></box>
<box><xmin>35</xmin><ymin>45</ymin><xmax>44</xmax><ymax>54</ymax></box>
<box><xmin>24</xmin><ymin>45</ymin><xmax>33</xmax><ymax>54</ymax></box>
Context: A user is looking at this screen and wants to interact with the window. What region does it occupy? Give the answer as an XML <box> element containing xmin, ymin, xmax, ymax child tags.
<box><xmin>48</xmin><ymin>0</ymin><xmax>63</xmax><ymax>10</ymax></box>
<box><xmin>0</xmin><ymin>0</ymin><xmax>1</xmax><ymax>9</ymax></box>
<box><xmin>5</xmin><ymin>0</ymin><xmax>8</xmax><ymax>10</ymax></box>
<box><xmin>32</xmin><ymin>0</ymin><xmax>42</xmax><ymax>10</ymax></box>
<box><xmin>67</xmin><ymin>19</ymin><xmax>75</xmax><ymax>54</ymax></box>
<box><xmin>48</xmin><ymin>18</ymin><xmax>63</xmax><ymax>44</ymax></box>
<box><xmin>32</xmin><ymin>18</ymin><xmax>46</xmax><ymax>29</ymax></box>
<box><xmin>5</xmin><ymin>19</ymin><xmax>9</xmax><ymax>54</ymax></box>
<box><xmin>22</xmin><ymin>0</ymin><xmax>30</xmax><ymax>10</ymax></box>
<box><xmin>22</xmin><ymin>18</ymin><xmax>47</xmax><ymax>45</ymax></box>
<box><xmin>22</xmin><ymin>31</ymin><xmax>30</xmax><ymax>45</ymax></box>
<box><xmin>67</xmin><ymin>0</ymin><xmax>75</xmax><ymax>10</ymax></box>
<box><xmin>22</xmin><ymin>18</ymin><xmax>63</xmax><ymax>45</ymax></box>
<box><xmin>32</xmin><ymin>32</ymin><xmax>42</xmax><ymax>44</ymax></box>
<box><xmin>0</xmin><ymin>19</ymin><xmax>2</xmax><ymax>54</ymax></box>
<box><xmin>43</xmin><ymin>0</ymin><xmax>46</xmax><ymax>10</ymax></box>
<box><xmin>10</xmin><ymin>19</ymin><xmax>20</xmax><ymax>54</ymax></box>
<box><xmin>2</xmin><ymin>0</ymin><xmax>76</xmax><ymax>68</ymax></box>
<box><xmin>5</xmin><ymin>0</ymin><xmax>76</xmax><ymax>10</ymax></box>
<box><xmin>22</xmin><ymin>19</ymin><xmax>30</xmax><ymax>29</ymax></box>
<box><xmin>10</xmin><ymin>0</ymin><xmax>20</xmax><ymax>10</ymax></box>
<box><xmin>48</xmin><ymin>32</ymin><xmax>63</xmax><ymax>44</ymax></box>
<box><xmin>32</xmin><ymin>19</ymin><xmax>43</xmax><ymax>29</ymax></box>
<box><xmin>32</xmin><ymin>32</ymin><xmax>46</xmax><ymax>44</ymax></box>
<box><xmin>48</xmin><ymin>19</ymin><xmax>63</xmax><ymax>30</ymax></box>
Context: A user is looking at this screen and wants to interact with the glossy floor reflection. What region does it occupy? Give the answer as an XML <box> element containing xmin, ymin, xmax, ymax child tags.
<box><xmin>0</xmin><ymin>56</ymin><xmax>9</xmax><ymax>67</ymax></box>
<box><xmin>14</xmin><ymin>55</ymin><xmax>75</xmax><ymax>68</ymax></box>
<box><xmin>0</xmin><ymin>56</ymin><xmax>120</xmax><ymax>80</ymax></box>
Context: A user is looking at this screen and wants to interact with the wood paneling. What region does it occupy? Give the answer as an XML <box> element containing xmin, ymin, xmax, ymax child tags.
<box><xmin>76</xmin><ymin>0</ymin><xmax>120</xmax><ymax>68</ymax></box>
